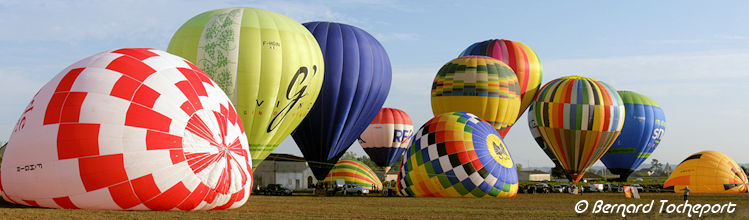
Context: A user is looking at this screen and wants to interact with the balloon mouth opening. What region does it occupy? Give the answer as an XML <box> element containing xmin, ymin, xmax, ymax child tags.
<box><xmin>182</xmin><ymin>109</ymin><xmax>250</xmax><ymax>194</ymax></box>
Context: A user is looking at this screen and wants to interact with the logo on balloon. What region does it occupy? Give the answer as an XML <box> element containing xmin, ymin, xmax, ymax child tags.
<box><xmin>393</xmin><ymin>129</ymin><xmax>412</xmax><ymax>144</ymax></box>
<box><xmin>267</xmin><ymin>65</ymin><xmax>319</xmax><ymax>132</ymax></box>
<box><xmin>486</xmin><ymin>134</ymin><xmax>513</xmax><ymax>168</ymax></box>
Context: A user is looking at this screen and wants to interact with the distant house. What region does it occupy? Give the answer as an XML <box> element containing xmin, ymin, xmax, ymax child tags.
<box><xmin>253</xmin><ymin>153</ymin><xmax>317</xmax><ymax>190</ymax></box>
<box><xmin>518</xmin><ymin>170</ymin><xmax>551</xmax><ymax>181</ymax></box>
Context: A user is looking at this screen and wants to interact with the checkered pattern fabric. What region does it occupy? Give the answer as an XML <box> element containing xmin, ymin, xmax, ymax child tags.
<box><xmin>1</xmin><ymin>48</ymin><xmax>251</xmax><ymax>210</ymax></box>
<box><xmin>397</xmin><ymin>112</ymin><xmax>517</xmax><ymax>198</ymax></box>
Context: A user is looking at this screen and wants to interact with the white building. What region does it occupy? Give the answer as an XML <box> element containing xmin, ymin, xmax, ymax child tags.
<box><xmin>253</xmin><ymin>153</ymin><xmax>317</xmax><ymax>190</ymax></box>
<box><xmin>518</xmin><ymin>170</ymin><xmax>551</xmax><ymax>182</ymax></box>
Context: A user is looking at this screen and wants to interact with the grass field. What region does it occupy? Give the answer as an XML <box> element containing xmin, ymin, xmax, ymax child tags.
<box><xmin>1</xmin><ymin>193</ymin><xmax>748</xmax><ymax>219</ymax></box>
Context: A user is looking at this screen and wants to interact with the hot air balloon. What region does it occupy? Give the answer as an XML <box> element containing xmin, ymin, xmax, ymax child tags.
<box><xmin>600</xmin><ymin>91</ymin><xmax>666</xmax><ymax>181</ymax></box>
<box><xmin>357</xmin><ymin>108</ymin><xmax>413</xmax><ymax>173</ymax></box>
<box><xmin>431</xmin><ymin>56</ymin><xmax>521</xmax><ymax>137</ymax></box>
<box><xmin>167</xmin><ymin>7</ymin><xmax>325</xmax><ymax>168</ymax></box>
<box><xmin>0</xmin><ymin>49</ymin><xmax>251</xmax><ymax>210</ymax></box>
<box><xmin>664</xmin><ymin>151</ymin><xmax>748</xmax><ymax>193</ymax></box>
<box><xmin>459</xmin><ymin>39</ymin><xmax>543</xmax><ymax>119</ymax></box>
<box><xmin>527</xmin><ymin>103</ymin><xmax>568</xmax><ymax>179</ymax></box>
<box><xmin>323</xmin><ymin>160</ymin><xmax>383</xmax><ymax>190</ymax></box>
<box><xmin>397</xmin><ymin>112</ymin><xmax>518</xmax><ymax>198</ymax></box>
<box><xmin>292</xmin><ymin>22</ymin><xmax>392</xmax><ymax>181</ymax></box>
<box><xmin>530</xmin><ymin>76</ymin><xmax>624</xmax><ymax>183</ymax></box>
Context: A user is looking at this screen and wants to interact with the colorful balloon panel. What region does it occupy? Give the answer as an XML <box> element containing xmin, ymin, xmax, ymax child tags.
<box><xmin>323</xmin><ymin>160</ymin><xmax>382</xmax><ymax>190</ymax></box>
<box><xmin>664</xmin><ymin>151</ymin><xmax>748</xmax><ymax>193</ymax></box>
<box><xmin>292</xmin><ymin>22</ymin><xmax>392</xmax><ymax>180</ymax></box>
<box><xmin>431</xmin><ymin>56</ymin><xmax>521</xmax><ymax>137</ymax></box>
<box><xmin>527</xmin><ymin>103</ymin><xmax>565</xmax><ymax>176</ymax></box>
<box><xmin>600</xmin><ymin>91</ymin><xmax>666</xmax><ymax>180</ymax></box>
<box><xmin>531</xmin><ymin>76</ymin><xmax>624</xmax><ymax>183</ymax></box>
<box><xmin>1</xmin><ymin>49</ymin><xmax>251</xmax><ymax>210</ymax></box>
<box><xmin>358</xmin><ymin>108</ymin><xmax>413</xmax><ymax>171</ymax></box>
<box><xmin>397</xmin><ymin>112</ymin><xmax>518</xmax><ymax>198</ymax></box>
<box><xmin>167</xmin><ymin>7</ymin><xmax>325</xmax><ymax>168</ymax></box>
<box><xmin>459</xmin><ymin>39</ymin><xmax>543</xmax><ymax>118</ymax></box>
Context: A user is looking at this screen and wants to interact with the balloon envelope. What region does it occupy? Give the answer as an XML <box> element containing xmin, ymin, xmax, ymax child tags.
<box><xmin>600</xmin><ymin>91</ymin><xmax>666</xmax><ymax>180</ymax></box>
<box><xmin>292</xmin><ymin>22</ymin><xmax>392</xmax><ymax>180</ymax></box>
<box><xmin>530</xmin><ymin>76</ymin><xmax>624</xmax><ymax>183</ymax></box>
<box><xmin>459</xmin><ymin>39</ymin><xmax>543</xmax><ymax>118</ymax></box>
<box><xmin>664</xmin><ymin>151</ymin><xmax>748</xmax><ymax>193</ymax></box>
<box><xmin>1</xmin><ymin>49</ymin><xmax>251</xmax><ymax>210</ymax></box>
<box><xmin>168</xmin><ymin>7</ymin><xmax>325</xmax><ymax>168</ymax></box>
<box><xmin>431</xmin><ymin>56</ymin><xmax>521</xmax><ymax>137</ymax></box>
<box><xmin>358</xmin><ymin>108</ymin><xmax>413</xmax><ymax>172</ymax></box>
<box><xmin>323</xmin><ymin>159</ymin><xmax>382</xmax><ymax>190</ymax></box>
<box><xmin>397</xmin><ymin>112</ymin><xmax>518</xmax><ymax>198</ymax></box>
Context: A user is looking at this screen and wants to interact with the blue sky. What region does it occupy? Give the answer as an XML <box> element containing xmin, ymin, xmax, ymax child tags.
<box><xmin>1</xmin><ymin>0</ymin><xmax>749</xmax><ymax>168</ymax></box>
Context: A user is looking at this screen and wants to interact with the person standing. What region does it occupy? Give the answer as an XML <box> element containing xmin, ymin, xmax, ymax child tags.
<box><xmin>683</xmin><ymin>186</ymin><xmax>690</xmax><ymax>201</ymax></box>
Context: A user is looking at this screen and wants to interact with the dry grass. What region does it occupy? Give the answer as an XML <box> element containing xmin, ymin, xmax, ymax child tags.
<box><xmin>1</xmin><ymin>193</ymin><xmax>748</xmax><ymax>219</ymax></box>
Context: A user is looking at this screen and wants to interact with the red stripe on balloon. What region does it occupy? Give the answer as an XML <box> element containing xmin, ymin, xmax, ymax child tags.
<box><xmin>125</xmin><ymin>103</ymin><xmax>171</xmax><ymax>133</ymax></box>
<box><xmin>106</xmin><ymin>56</ymin><xmax>156</xmax><ymax>82</ymax></box>
<box><xmin>108</xmin><ymin>181</ymin><xmax>141</xmax><ymax>209</ymax></box>
<box><xmin>112</xmin><ymin>48</ymin><xmax>159</xmax><ymax>61</ymax></box>
<box><xmin>143</xmin><ymin>181</ymin><xmax>191</xmax><ymax>210</ymax></box>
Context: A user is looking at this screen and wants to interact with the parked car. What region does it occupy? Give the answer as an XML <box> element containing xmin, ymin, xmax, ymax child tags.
<box><xmin>342</xmin><ymin>184</ymin><xmax>370</xmax><ymax>195</ymax></box>
<box><xmin>583</xmin><ymin>185</ymin><xmax>598</xmax><ymax>192</ymax></box>
<box><xmin>617</xmin><ymin>184</ymin><xmax>644</xmax><ymax>193</ymax></box>
<box><xmin>630</xmin><ymin>184</ymin><xmax>645</xmax><ymax>192</ymax></box>
<box><xmin>551</xmin><ymin>184</ymin><xmax>568</xmax><ymax>193</ymax></box>
<box><xmin>602</xmin><ymin>183</ymin><xmax>620</xmax><ymax>192</ymax></box>
<box><xmin>535</xmin><ymin>183</ymin><xmax>550</xmax><ymax>193</ymax></box>
<box><xmin>258</xmin><ymin>184</ymin><xmax>293</xmax><ymax>196</ymax></box>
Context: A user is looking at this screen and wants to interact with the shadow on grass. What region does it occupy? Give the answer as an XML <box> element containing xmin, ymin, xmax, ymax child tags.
<box><xmin>0</xmin><ymin>199</ymin><xmax>40</xmax><ymax>209</ymax></box>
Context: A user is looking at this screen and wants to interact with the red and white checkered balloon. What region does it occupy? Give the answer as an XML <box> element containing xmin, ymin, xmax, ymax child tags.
<box><xmin>1</xmin><ymin>48</ymin><xmax>252</xmax><ymax>210</ymax></box>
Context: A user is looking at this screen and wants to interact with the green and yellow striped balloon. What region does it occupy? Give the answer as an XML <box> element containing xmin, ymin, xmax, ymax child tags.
<box><xmin>323</xmin><ymin>160</ymin><xmax>382</xmax><ymax>190</ymax></box>
<box><xmin>430</xmin><ymin>56</ymin><xmax>521</xmax><ymax>138</ymax></box>
<box><xmin>168</xmin><ymin>8</ymin><xmax>325</xmax><ymax>168</ymax></box>
<box><xmin>531</xmin><ymin>76</ymin><xmax>625</xmax><ymax>183</ymax></box>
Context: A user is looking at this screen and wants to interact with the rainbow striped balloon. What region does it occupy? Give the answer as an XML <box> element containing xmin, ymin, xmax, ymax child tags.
<box><xmin>459</xmin><ymin>39</ymin><xmax>543</xmax><ymax>119</ymax></box>
<box><xmin>397</xmin><ymin>112</ymin><xmax>518</xmax><ymax>198</ymax></box>
<box><xmin>531</xmin><ymin>76</ymin><xmax>624</xmax><ymax>183</ymax></box>
<box><xmin>323</xmin><ymin>160</ymin><xmax>382</xmax><ymax>190</ymax></box>
<box><xmin>431</xmin><ymin>56</ymin><xmax>521</xmax><ymax>138</ymax></box>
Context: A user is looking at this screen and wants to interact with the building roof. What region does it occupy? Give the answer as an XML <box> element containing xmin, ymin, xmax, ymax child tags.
<box><xmin>264</xmin><ymin>153</ymin><xmax>306</xmax><ymax>162</ymax></box>
<box><xmin>518</xmin><ymin>170</ymin><xmax>549</xmax><ymax>174</ymax></box>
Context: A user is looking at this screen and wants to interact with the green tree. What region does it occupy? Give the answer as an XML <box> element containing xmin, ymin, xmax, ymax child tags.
<box><xmin>341</xmin><ymin>151</ymin><xmax>358</xmax><ymax>160</ymax></box>
<box><xmin>551</xmin><ymin>164</ymin><xmax>567</xmax><ymax>179</ymax></box>
<box><xmin>649</xmin><ymin>159</ymin><xmax>663</xmax><ymax>175</ymax></box>
<box><xmin>516</xmin><ymin>163</ymin><xmax>523</xmax><ymax>172</ymax></box>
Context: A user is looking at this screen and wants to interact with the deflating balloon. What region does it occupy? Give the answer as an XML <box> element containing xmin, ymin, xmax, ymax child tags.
<box><xmin>664</xmin><ymin>151</ymin><xmax>748</xmax><ymax>193</ymax></box>
<box><xmin>168</xmin><ymin>7</ymin><xmax>325</xmax><ymax>168</ymax></box>
<box><xmin>323</xmin><ymin>160</ymin><xmax>383</xmax><ymax>190</ymax></box>
<box><xmin>358</xmin><ymin>108</ymin><xmax>413</xmax><ymax>173</ymax></box>
<box><xmin>292</xmin><ymin>22</ymin><xmax>391</xmax><ymax>180</ymax></box>
<box><xmin>530</xmin><ymin>76</ymin><xmax>624</xmax><ymax>183</ymax></box>
<box><xmin>1</xmin><ymin>49</ymin><xmax>251</xmax><ymax>210</ymax></box>
<box><xmin>600</xmin><ymin>91</ymin><xmax>666</xmax><ymax>181</ymax></box>
<box><xmin>431</xmin><ymin>56</ymin><xmax>521</xmax><ymax>137</ymax></box>
<box><xmin>397</xmin><ymin>112</ymin><xmax>518</xmax><ymax>198</ymax></box>
<box><xmin>459</xmin><ymin>39</ymin><xmax>543</xmax><ymax>118</ymax></box>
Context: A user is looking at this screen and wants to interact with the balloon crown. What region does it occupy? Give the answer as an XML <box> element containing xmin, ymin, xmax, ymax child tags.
<box><xmin>561</xmin><ymin>75</ymin><xmax>599</xmax><ymax>81</ymax></box>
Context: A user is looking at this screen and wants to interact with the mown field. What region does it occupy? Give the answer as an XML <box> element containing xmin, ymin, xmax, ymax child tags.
<box><xmin>1</xmin><ymin>193</ymin><xmax>748</xmax><ymax>219</ymax></box>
